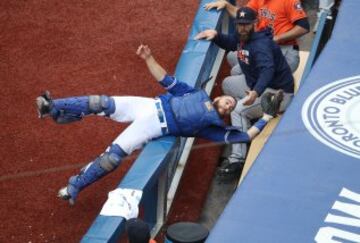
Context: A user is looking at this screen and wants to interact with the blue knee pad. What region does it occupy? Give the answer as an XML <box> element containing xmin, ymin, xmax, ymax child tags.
<box><xmin>66</xmin><ymin>144</ymin><xmax>127</xmax><ymax>202</ymax></box>
<box><xmin>98</xmin><ymin>144</ymin><xmax>128</xmax><ymax>171</ymax></box>
<box><xmin>51</xmin><ymin>95</ymin><xmax>115</xmax><ymax>124</ymax></box>
<box><xmin>88</xmin><ymin>95</ymin><xmax>115</xmax><ymax>116</ymax></box>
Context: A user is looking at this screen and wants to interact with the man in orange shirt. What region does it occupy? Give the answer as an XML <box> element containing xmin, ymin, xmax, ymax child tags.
<box><xmin>204</xmin><ymin>0</ymin><xmax>309</xmax><ymax>179</ymax></box>
<box><xmin>205</xmin><ymin>0</ymin><xmax>310</xmax><ymax>73</ymax></box>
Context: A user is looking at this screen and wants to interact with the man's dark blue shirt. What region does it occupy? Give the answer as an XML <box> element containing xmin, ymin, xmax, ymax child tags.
<box><xmin>213</xmin><ymin>29</ymin><xmax>294</xmax><ymax>95</ymax></box>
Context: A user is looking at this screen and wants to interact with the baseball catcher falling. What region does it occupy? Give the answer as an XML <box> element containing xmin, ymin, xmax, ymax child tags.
<box><xmin>36</xmin><ymin>44</ymin><xmax>283</xmax><ymax>205</ymax></box>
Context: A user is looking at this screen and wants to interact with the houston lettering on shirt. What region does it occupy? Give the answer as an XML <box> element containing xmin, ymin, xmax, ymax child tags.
<box><xmin>237</xmin><ymin>42</ymin><xmax>250</xmax><ymax>65</ymax></box>
<box><xmin>258</xmin><ymin>8</ymin><xmax>276</xmax><ymax>33</ymax></box>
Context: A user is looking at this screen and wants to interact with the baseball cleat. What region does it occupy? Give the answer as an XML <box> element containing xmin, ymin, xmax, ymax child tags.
<box><xmin>57</xmin><ymin>186</ymin><xmax>76</xmax><ymax>206</ymax></box>
<box><xmin>36</xmin><ymin>90</ymin><xmax>52</xmax><ymax>118</ymax></box>
<box><xmin>58</xmin><ymin>186</ymin><xmax>70</xmax><ymax>199</ymax></box>
<box><xmin>217</xmin><ymin>159</ymin><xmax>245</xmax><ymax>182</ymax></box>
<box><xmin>57</xmin><ymin>176</ymin><xmax>81</xmax><ymax>205</ymax></box>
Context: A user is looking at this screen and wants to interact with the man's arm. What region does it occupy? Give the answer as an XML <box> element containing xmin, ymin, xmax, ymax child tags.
<box><xmin>242</xmin><ymin>46</ymin><xmax>275</xmax><ymax>106</ymax></box>
<box><xmin>274</xmin><ymin>0</ymin><xmax>310</xmax><ymax>44</ymax></box>
<box><xmin>197</xmin><ymin>90</ymin><xmax>283</xmax><ymax>142</ymax></box>
<box><xmin>197</xmin><ymin>90</ymin><xmax>282</xmax><ymax>142</ymax></box>
<box><xmin>136</xmin><ymin>44</ymin><xmax>166</xmax><ymax>82</ymax></box>
<box><xmin>251</xmin><ymin>46</ymin><xmax>276</xmax><ymax>97</ymax></box>
<box><xmin>195</xmin><ymin>30</ymin><xmax>238</xmax><ymax>52</ymax></box>
<box><xmin>136</xmin><ymin>44</ymin><xmax>195</xmax><ymax>95</ymax></box>
<box><xmin>196</xmin><ymin>114</ymin><xmax>273</xmax><ymax>143</ymax></box>
<box><xmin>195</xmin><ymin>126</ymin><xmax>251</xmax><ymax>144</ymax></box>
<box><xmin>204</xmin><ymin>0</ymin><xmax>238</xmax><ymax>18</ymax></box>
<box><xmin>159</xmin><ymin>75</ymin><xmax>196</xmax><ymax>96</ymax></box>
<box><xmin>273</xmin><ymin>23</ymin><xmax>309</xmax><ymax>44</ymax></box>
<box><xmin>242</xmin><ymin>90</ymin><xmax>259</xmax><ymax>106</ymax></box>
<box><xmin>194</xmin><ymin>29</ymin><xmax>218</xmax><ymax>41</ymax></box>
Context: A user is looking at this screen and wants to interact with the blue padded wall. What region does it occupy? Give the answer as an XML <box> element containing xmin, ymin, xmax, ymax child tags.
<box><xmin>207</xmin><ymin>1</ymin><xmax>360</xmax><ymax>242</ymax></box>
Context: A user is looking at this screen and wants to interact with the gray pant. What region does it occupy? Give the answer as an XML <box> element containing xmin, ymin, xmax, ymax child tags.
<box><xmin>221</xmin><ymin>74</ymin><xmax>294</xmax><ymax>163</ymax></box>
<box><xmin>227</xmin><ymin>45</ymin><xmax>300</xmax><ymax>75</ymax></box>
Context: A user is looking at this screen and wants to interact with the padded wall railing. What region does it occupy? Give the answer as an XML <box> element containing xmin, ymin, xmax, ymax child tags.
<box><xmin>301</xmin><ymin>9</ymin><xmax>331</xmax><ymax>83</ymax></box>
<box><xmin>206</xmin><ymin>1</ymin><xmax>360</xmax><ymax>242</ymax></box>
<box><xmin>81</xmin><ymin>1</ymin><xmax>227</xmax><ymax>242</ymax></box>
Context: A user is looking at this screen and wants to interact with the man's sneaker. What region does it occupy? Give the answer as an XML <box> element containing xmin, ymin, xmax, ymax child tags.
<box><xmin>58</xmin><ymin>186</ymin><xmax>72</xmax><ymax>200</ymax></box>
<box><xmin>217</xmin><ymin>159</ymin><xmax>245</xmax><ymax>182</ymax></box>
<box><xmin>36</xmin><ymin>91</ymin><xmax>52</xmax><ymax>118</ymax></box>
<box><xmin>57</xmin><ymin>176</ymin><xmax>80</xmax><ymax>205</ymax></box>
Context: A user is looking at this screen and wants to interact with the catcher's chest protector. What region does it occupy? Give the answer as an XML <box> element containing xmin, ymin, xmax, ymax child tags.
<box><xmin>170</xmin><ymin>90</ymin><xmax>224</xmax><ymax>136</ymax></box>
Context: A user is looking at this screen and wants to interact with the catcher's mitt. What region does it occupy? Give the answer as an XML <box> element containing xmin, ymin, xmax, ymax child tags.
<box><xmin>260</xmin><ymin>90</ymin><xmax>284</xmax><ymax>117</ymax></box>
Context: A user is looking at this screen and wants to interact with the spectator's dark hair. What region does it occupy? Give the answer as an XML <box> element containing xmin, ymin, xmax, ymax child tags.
<box><xmin>126</xmin><ymin>218</ymin><xmax>151</xmax><ymax>243</ymax></box>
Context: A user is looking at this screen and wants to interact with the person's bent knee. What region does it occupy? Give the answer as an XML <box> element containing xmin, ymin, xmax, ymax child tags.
<box><xmin>226</xmin><ymin>51</ymin><xmax>238</xmax><ymax>67</ymax></box>
<box><xmin>89</xmin><ymin>95</ymin><xmax>116</xmax><ymax>116</ymax></box>
<box><xmin>230</xmin><ymin>64</ymin><xmax>243</xmax><ymax>76</ymax></box>
<box><xmin>222</xmin><ymin>76</ymin><xmax>237</xmax><ymax>96</ymax></box>
<box><xmin>99</xmin><ymin>144</ymin><xmax>127</xmax><ymax>171</ymax></box>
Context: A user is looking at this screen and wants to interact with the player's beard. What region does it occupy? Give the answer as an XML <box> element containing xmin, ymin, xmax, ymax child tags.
<box><xmin>238</xmin><ymin>28</ymin><xmax>254</xmax><ymax>42</ymax></box>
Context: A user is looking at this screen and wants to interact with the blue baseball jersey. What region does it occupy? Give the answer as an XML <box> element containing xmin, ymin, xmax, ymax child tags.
<box><xmin>158</xmin><ymin>75</ymin><xmax>251</xmax><ymax>144</ymax></box>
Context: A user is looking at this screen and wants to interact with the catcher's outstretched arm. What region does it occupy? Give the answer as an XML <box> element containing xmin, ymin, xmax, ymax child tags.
<box><xmin>136</xmin><ymin>44</ymin><xmax>166</xmax><ymax>81</ymax></box>
<box><xmin>195</xmin><ymin>119</ymin><xmax>270</xmax><ymax>144</ymax></box>
<box><xmin>246</xmin><ymin>114</ymin><xmax>273</xmax><ymax>139</ymax></box>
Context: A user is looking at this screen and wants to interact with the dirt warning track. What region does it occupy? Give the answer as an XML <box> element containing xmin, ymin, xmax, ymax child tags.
<box><xmin>0</xmin><ymin>1</ymin><xmax>200</xmax><ymax>242</ymax></box>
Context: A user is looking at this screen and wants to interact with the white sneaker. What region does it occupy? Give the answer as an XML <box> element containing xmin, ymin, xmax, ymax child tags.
<box><xmin>57</xmin><ymin>186</ymin><xmax>75</xmax><ymax>205</ymax></box>
<box><xmin>35</xmin><ymin>91</ymin><xmax>52</xmax><ymax>118</ymax></box>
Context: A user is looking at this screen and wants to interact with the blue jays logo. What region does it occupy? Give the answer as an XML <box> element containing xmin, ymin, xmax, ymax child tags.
<box><xmin>204</xmin><ymin>101</ymin><xmax>213</xmax><ymax>111</ymax></box>
<box><xmin>302</xmin><ymin>76</ymin><xmax>360</xmax><ymax>159</ymax></box>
